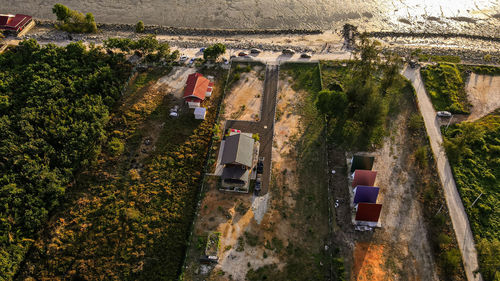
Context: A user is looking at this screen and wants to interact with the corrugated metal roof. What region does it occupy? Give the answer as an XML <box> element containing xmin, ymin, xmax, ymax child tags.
<box><xmin>355</xmin><ymin>203</ymin><xmax>382</xmax><ymax>222</ymax></box>
<box><xmin>221</xmin><ymin>134</ymin><xmax>254</xmax><ymax>168</ymax></box>
<box><xmin>0</xmin><ymin>14</ymin><xmax>32</xmax><ymax>31</ymax></box>
<box><xmin>183</xmin><ymin>73</ymin><xmax>210</xmax><ymax>101</ymax></box>
<box><xmin>352</xmin><ymin>170</ymin><xmax>377</xmax><ymax>187</ymax></box>
<box><xmin>350</xmin><ymin>155</ymin><xmax>375</xmax><ymax>173</ymax></box>
<box><xmin>353</xmin><ymin>186</ymin><xmax>379</xmax><ymax>204</ymax></box>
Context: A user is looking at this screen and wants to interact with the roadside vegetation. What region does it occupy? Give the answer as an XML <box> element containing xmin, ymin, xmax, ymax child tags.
<box><xmin>420</xmin><ymin>63</ymin><xmax>470</xmax><ymax>114</ymax></box>
<box><xmin>408</xmin><ymin>113</ymin><xmax>466</xmax><ymax>280</ymax></box>
<box><xmin>443</xmin><ymin>111</ymin><xmax>500</xmax><ymax>281</ymax></box>
<box><xmin>318</xmin><ymin>36</ymin><xmax>409</xmax><ymax>150</ymax></box>
<box><xmin>52</xmin><ymin>3</ymin><xmax>97</xmax><ymax>33</ymax></box>
<box><xmin>0</xmin><ymin>40</ymin><xmax>131</xmax><ymax>279</ymax></box>
<box><xmin>103</xmin><ymin>36</ymin><xmax>179</xmax><ymax>63</ymax></box>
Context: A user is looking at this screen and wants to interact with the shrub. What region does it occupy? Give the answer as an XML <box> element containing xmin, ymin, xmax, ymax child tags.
<box><xmin>52</xmin><ymin>4</ymin><xmax>97</xmax><ymax>33</ymax></box>
<box><xmin>414</xmin><ymin>146</ymin><xmax>428</xmax><ymax>168</ymax></box>
<box><xmin>441</xmin><ymin>249</ymin><xmax>462</xmax><ymax>275</ymax></box>
<box><xmin>108</xmin><ymin>137</ymin><xmax>125</xmax><ymax>156</ymax></box>
<box><xmin>135</xmin><ymin>20</ymin><xmax>145</xmax><ymax>33</ymax></box>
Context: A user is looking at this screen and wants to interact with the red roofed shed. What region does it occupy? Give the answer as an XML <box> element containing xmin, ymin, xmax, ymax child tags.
<box><xmin>0</xmin><ymin>14</ymin><xmax>33</xmax><ymax>33</ymax></box>
<box><xmin>352</xmin><ymin>170</ymin><xmax>377</xmax><ymax>187</ymax></box>
<box><xmin>183</xmin><ymin>73</ymin><xmax>211</xmax><ymax>108</ymax></box>
<box><xmin>355</xmin><ymin>203</ymin><xmax>382</xmax><ymax>222</ymax></box>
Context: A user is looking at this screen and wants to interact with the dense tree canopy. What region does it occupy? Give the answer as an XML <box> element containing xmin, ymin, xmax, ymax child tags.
<box><xmin>0</xmin><ymin>39</ymin><xmax>131</xmax><ymax>278</ymax></box>
<box><xmin>203</xmin><ymin>43</ymin><xmax>226</xmax><ymax>61</ymax></box>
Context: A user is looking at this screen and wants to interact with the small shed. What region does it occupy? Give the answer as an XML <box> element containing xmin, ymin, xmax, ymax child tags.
<box><xmin>353</xmin><ymin>186</ymin><xmax>380</xmax><ymax>204</ymax></box>
<box><xmin>352</xmin><ymin>170</ymin><xmax>377</xmax><ymax>187</ymax></box>
<box><xmin>194</xmin><ymin>107</ymin><xmax>207</xmax><ymax>120</ymax></box>
<box><xmin>355</xmin><ymin>203</ymin><xmax>382</xmax><ymax>223</ymax></box>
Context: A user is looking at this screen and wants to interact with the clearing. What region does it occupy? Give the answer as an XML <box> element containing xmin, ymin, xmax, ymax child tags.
<box><xmin>223</xmin><ymin>65</ymin><xmax>265</xmax><ymax>121</ymax></box>
<box><xmin>465</xmin><ymin>73</ymin><xmax>500</xmax><ymax>121</ymax></box>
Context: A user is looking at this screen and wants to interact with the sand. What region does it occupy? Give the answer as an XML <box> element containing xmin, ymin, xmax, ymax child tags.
<box><xmin>466</xmin><ymin>73</ymin><xmax>500</xmax><ymax>121</ymax></box>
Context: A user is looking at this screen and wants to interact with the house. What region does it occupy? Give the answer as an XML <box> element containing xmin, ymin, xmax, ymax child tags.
<box><xmin>194</xmin><ymin>107</ymin><xmax>206</xmax><ymax>120</ymax></box>
<box><xmin>183</xmin><ymin>73</ymin><xmax>213</xmax><ymax>108</ymax></box>
<box><xmin>352</xmin><ymin>170</ymin><xmax>377</xmax><ymax>187</ymax></box>
<box><xmin>353</xmin><ymin>185</ymin><xmax>379</xmax><ymax>204</ymax></box>
<box><xmin>350</xmin><ymin>155</ymin><xmax>375</xmax><ymax>173</ymax></box>
<box><xmin>0</xmin><ymin>14</ymin><xmax>35</xmax><ymax>36</ymax></box>
<box><xmin>355</xmin><ymin>203</ymin><xmax>382</xmax><ymax>226</ymax></box>
<box><xmin>220</xmin><ymin>133</ymin><xmax>255</xmax><ymax>191</ymax></box>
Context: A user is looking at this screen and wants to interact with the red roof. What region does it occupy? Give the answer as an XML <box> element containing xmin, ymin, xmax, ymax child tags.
<box><xmin>352</xmin><ymin>170</ymin><xmax>377</xmax><ymax>187</ymax></box>
<box><xmin>183</xmin><ymin>73</ymin><xmax>210</xmax><ymax>101</ymax></box>
<box><xmin>355</xmin><ymin>203</ymin><xmax>382</xmax><ymax>222</ymax></box>
<box><xmin>0</xmin><ymin>14</ymin><xmax>32</xmax><ymax>32</ymax></box>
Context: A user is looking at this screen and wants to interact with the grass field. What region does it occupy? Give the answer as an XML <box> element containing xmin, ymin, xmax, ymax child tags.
<box><xmin>420</xmin><ymin>63</ymin><xmax>470</xmax><ymax>114</ymax></box>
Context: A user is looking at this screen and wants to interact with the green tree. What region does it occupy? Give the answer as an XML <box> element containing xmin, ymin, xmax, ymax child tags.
<box><xmin>135</xmin><ymin>20</ymin><xmax>145</xmax><ymax>33</ymax></box>
<box><xmin>315</xmin><ymin>89</ymin><xmax>347</xmax><ymax>117</ymax></box>
<box><xmin>52</xmin><ymin>3</ymin><xmax>71</xmax><ymax>22</ymax></box>
<box><xmin>203</xmin><ymin>43</ymin><xmax>226</xmax><ymax>61</ymax></box>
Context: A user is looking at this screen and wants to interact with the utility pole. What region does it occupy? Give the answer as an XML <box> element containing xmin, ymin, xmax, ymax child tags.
<box><xmin>470</xmin><ymin>192</ymin><xmax>483</xmax><ymax>208</ymax></box>
<box><xmin>445</xmin><ymin>114</ymin><xmax>454</xmax><ymax>132</ymax></box>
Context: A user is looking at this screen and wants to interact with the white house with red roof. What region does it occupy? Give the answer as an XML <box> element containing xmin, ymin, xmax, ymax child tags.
<box><xmin>183</xmin><ymin>73</ymin><xmax>214</xmax><ymax>108</ymax></box>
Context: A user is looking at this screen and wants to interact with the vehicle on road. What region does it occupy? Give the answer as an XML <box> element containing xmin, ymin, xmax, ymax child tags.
<box><xmin>254</xmin><ymin>174</ymin><xmax>262</xmax><ymax>194</ymax></box>
<box><xmin>437</xmin><ymin>111</ymin><xmax>452</xmax><ymax>117</ymax></box>
<box><xmin>300</xmin><ymin>53</ymin><xmax>312</xmax><ymax>58</ymax></box>
<box><xmin>180</xmin><ymin>55</ymin><xmax>188</xmax><ymax>61</ymax></box>
<box><xmin>256</xmin><ymin>157</ymin><xmax>264</xmax><ymax>174</ymax></box>
<box><xmin>188</xmin><ymin>58</ymin><xmax>195</xmax><ymax>65</ymax></box>
<box><xmin>250</xmin><ymin>48</ymin><xmax>261</xmax><ymax>54</ymax></box>
<box><xmin>222</xmin><ymin>57</ymin><xmax>229</xmax><ymax>64</ymax></box>
<box><xmin>200</xmin><ymin>47</ymin><xmax>206</xmax><ymax>52</ymax></box>
<box><xmin>238</xmin><ymin>52</ymin><xmax>248</xmax><ymax>57</ymax></box>
<box><xmin>282</xmin><ymin>49</ymin><xmax>295</xmax><ymax>55</ymax></box>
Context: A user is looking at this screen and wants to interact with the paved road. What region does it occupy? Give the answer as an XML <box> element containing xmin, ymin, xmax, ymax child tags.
<box><xmin>403</xmin><ymin>66</ymin><xmax>483</xmax><ymax>281</ymax></box>
<box><xmin>225</xmin><ymin>64</ymin><xmax>279</xmax><ymax>195</ymax></box>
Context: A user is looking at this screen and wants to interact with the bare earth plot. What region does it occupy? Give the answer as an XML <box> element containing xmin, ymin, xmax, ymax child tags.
<box><xmin>465</xmin><ymin>73</ymin><xmax>500</xmax><ymax>121</ymax></box>
<box><xmin>155</xmin><ymin>66</ymin><xmax>197</xmax><ymax>99</ymax></box>
<box><xmin>223</xmin><ymin>66</ymin><xmax>264</xmax><ymax>121</ymax></box>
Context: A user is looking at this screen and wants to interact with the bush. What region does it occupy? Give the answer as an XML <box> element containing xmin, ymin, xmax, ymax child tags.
<box><xmin>414</xmin><ymin>146</ymin><xmax>428</xmax><ymax>168</ymax></box>
<box><xmin>441</xmin><ymin>249</ymin><xmax>462</xmax><ymax>275</ymax></box>
<box><xmin>135</xmin><ymin>20</ymin><xmax>145</xmax><ymax>33</ymax></box>
<box><xmin>108</xmin><ymin>137</ymin><xmax>125</xmax><ymax>156</ymax></box>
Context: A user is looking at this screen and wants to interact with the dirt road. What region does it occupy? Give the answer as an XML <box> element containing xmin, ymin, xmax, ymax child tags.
<box><xmin>403</xmin><ymin>66</ymin><xmax>483</xmax><ymax>281</ymax></box>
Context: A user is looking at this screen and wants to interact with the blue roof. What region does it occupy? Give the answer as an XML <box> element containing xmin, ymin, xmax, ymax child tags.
<box><xmin>353</xmin><ymin>185</ymin><xmax>379</xmax><ymax>204</ymax></box>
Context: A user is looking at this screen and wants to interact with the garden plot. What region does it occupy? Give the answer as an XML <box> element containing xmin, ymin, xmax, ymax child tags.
<box><xmin>223</xmin><ymin>66</ymin><xmax>264</xmax><ymax>121</ymax></box>
<box><xmin>465</xmin><ymin>73</ymin><xmax>500</xmax><ymax>121</ymax></box>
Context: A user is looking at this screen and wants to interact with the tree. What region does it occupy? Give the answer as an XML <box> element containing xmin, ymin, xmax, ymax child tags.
<box><xmin>203</xmin><ymin>43</ymin><xmax>226</xmax><ymax>61</ymax></box>
<box><xmin>52</xmin><ymin>3</ymin><xmax>71</xmax><ymax>23</ymax></box>
<box><xmin>315</xmin><ymin>90</ymin><xmax>347</xmax><ymax>117</ymax></box>
<box><xmin>135</xmin><ymin>21</ymin><xmax>145</xmax><ymax>33</ymax></box>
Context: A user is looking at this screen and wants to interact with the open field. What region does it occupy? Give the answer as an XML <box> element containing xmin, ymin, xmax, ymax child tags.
<box><xmin>223</xmin><ymin>65</ymin><xmax>264</xmax><ymax>121</ymax></box>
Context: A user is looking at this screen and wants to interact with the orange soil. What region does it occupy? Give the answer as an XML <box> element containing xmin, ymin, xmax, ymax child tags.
<box><xmin>352</xmin><ymin>242</ymin><xmax>390</xmax><ymax>281</ymax></box>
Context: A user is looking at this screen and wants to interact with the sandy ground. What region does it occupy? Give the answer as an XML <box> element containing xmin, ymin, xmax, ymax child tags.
<box><xmin>465</xmin><ymin>73</ymin><xmax>500</xmax><ymax>121</ymax></box>
<box><xmin>155</xmin><ymin>66</ymin><xmax>196</xmax><ymax>99</ymax></box>
<box><xmin>272</xmin><ymin>78</ymin><xmax>301</xmax><ymax>166</ymax></box>
<box><xmin>223</xmin><ymin>66</ymin><xmax>264</xmax><ymax>121</ymax></box>
<box><xmin>5</xmin><ymin>0</ymin><xmax>500</xmax><ymax>36</ymax></box>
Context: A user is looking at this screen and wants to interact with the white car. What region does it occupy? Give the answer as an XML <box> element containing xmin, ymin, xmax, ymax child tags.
<box><xmin>437</xmin><ymin>111</ymin><xmax>452</xmax><ymax>117</ymax></box>
<box><xmin>179</xmin><ymin>55</ymin><xmax>188</xmax><ymax>61</ymax></box>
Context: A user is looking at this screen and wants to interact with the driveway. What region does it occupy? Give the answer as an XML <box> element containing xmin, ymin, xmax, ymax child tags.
<box><xmin>224</xmin><ymin>64</ymin><xmax>279</xmax><ymax>195</ymax></box>
<box><xmin>403</xmin><ymin>66</ymin><xmax>483</xmax><ymax>281</ymax></box>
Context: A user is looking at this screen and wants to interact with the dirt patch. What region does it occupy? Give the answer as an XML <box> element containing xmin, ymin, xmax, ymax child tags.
<box><xmin>465</xmin><ymin>73</ymin><xmax>500</xmax><ymax>121</ymax></box>
<box><xmin>272</xmin><ymin>78</ymin><xmax>301</xmax><ymax>166</ymax></box>
<box><xmin>353</xmin><ymin>242</ymin><xmax>388</xmax><ymax>281</ymax></box>
<box><xmin>156</xmin><ymin>66</ymin><xmax>196</xmax><ymax>99</ymax></box>
<box><xmin>223</xmin><ymin>66</ymin><xmax>264</xmax><ymax>121</ymax></box>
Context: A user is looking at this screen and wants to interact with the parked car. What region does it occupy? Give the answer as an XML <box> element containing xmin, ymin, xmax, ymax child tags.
<box><xmin>282</xmin><ymin>49</ymin><xmax>295</xmax><ymax>55</ymax></box>
<box><xmin>179</xmin><ymin>55</ymin><xmax>188</xmax><ymax>61</ymax></box>
<box><xmin>188</xmin><ymin>58</ymin><xmax>195</xmax><ymax>65</ymax></box>
<box><xmin>200</xmin><ymin>47</ymin><xmax>206</xmax><ymax>52</ymax></box>
<box><xmin>238</xmin><ymin>52</ymin><xmax>248</xmax><ymax>57</ymax></box>
<box><xmin>254</xmin><ymin>174</ymin><xmax>262</xmax><ymax>194</ymax></box>
<box><xmin>250</xmin><ymin>48</ymin><xmax>261</xmax><ymax>54</ymax></box>
<box><xmin>437</xmin><ymin>111</ymin><xmax>452</xmax><ymax>117</ymax></box>
<box><xmin>256</xmin><ymin>157</ymin><xmax>264</xmax><ymax>174</ymax></box>
<box><xmin>222</xmin><ymin>57</ymin><xmax>229</xmax><ymax>64</ymax></box>
<box><xmin>300</xmin><ymin>53</ymin><xmax>312</xmax><ymax>58</ymax></box>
